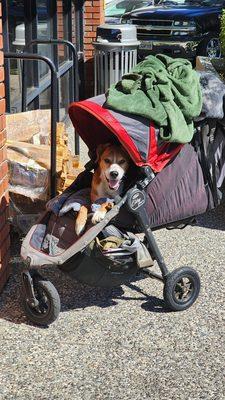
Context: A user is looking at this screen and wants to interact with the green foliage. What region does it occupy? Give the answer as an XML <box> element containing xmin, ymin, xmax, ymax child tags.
<box><xmin>220</xmin><ymin>9</ymin><xmax>225</xmax><ymax>56</ymax></box>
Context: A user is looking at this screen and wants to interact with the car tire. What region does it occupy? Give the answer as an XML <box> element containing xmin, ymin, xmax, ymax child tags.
<box><xmin>197</xmin><ymin>34</ymin><xmax>221</xmax><ymax>59</ymax></box>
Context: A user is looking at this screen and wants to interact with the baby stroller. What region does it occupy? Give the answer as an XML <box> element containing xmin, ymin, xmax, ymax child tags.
<box><xmin>20</xmin><ymin>93</ymin><xmax>225</xmax><ymax>326</ymax></box>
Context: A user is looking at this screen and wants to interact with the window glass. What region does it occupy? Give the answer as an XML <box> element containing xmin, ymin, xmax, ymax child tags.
<box><xmin>7</xmin><ymin>0</ymin><xmax>25</xmax><ymax>110</ymax></box>
<box><xmin>4</xmin><ymin>0</ymin><xmax>73</xmax><ymax>116</ymax></box>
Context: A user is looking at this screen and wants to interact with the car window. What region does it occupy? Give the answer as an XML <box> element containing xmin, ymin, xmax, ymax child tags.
<box><xmin>132</xmin><ymin>2</ymin><xmax>151</xmax><ymax>11</ymax></box>
<box><xmin>159</xmin><ymin>0</ymin><xmax>224</xmax><ymax>5</ymax></box>
<box><xmin>106</xmin><ymin>0</ymin><xmax>152</xmax><ymax>17</ymax></box>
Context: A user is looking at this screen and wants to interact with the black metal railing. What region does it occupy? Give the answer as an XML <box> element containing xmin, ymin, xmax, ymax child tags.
<box><xmin>5</xmin><ymin>52</ymin><xmax>58</xmax><ymax>198</ymax></box>
<box><xmin>22</xmin><ymin>39</ymin><xmax>80</xmax><ymax>154</ymax></box>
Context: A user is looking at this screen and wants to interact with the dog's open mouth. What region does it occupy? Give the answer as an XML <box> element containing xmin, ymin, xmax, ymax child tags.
<box><xmin>106</xmin><ymin>177</ymin><xmax>121</xmax><ymax>191</ymax></box>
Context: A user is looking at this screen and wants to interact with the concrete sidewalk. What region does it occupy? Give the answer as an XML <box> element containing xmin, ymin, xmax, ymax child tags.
<box><xmin>0</xmin><ymin>203</ymin><xmax>225</xmax><ymax>400</ymax></box>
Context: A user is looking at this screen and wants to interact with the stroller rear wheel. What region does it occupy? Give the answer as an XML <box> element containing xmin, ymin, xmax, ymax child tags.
<box><xmin>163</xmin><ymin>267</ymin><xmax>200</xmax><ymax>311</ymax></box>
<box><xmin>22</xmin><ymin>279</ymin><xmax>61</xmax><ymax>326</ymax></box>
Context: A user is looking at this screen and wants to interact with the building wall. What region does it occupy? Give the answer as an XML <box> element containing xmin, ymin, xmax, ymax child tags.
<box><xmin>0</xmin><ymin>0</ymin><xmax>104</xmax><ymax>292</ymax></box>
<box><xmin>84</xmin><ymin>0</ymin><xmax>104</xmax><ymax>97</ymax></box>
<box><xmin>0</xmin><ymin>1</ymin><xmax>10</xmax><ymax>292</ymax></box>
<box><xmin>56</xmin><ymin>0</ymin><xmax>102</xmax><ymax>98</ymax></box>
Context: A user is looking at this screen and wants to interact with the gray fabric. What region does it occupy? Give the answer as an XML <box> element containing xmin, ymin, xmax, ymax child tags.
<box><xmin>145</xmin><ymin>144</ymin><xmax>209</xmax><ymax>227</ymax></box>
<box><xmin>109</xmin><ymin>110</ymin><xmax>150</xmax><ymax>161</ymax></box>
<box><xmin>30</xmin><ymin>223</ymin><xmax>47</xmax><ymax>250</ymax></box>
<box><xmin>114</xmin><ymin>143</ymin><xmax>210</xmax><ymax>230</ymax></box>
<box><xmin>41</xmin><ymin>213</ymin><xmax>78</xmax><ymax>256</ymax></box>
<box><xmin>46</xmin><ymin>188</ymin><xmax>91</xmax><ymax>216</ymax></box>
<box><xmin>46</xmin><ymin>187</ymin><xmax>114</xmax><ymax>216</ymax></box>
<box><xmin>210</xmin><ymin>123</ymin><xmax>225</xmax><ymax>189</ymax></box>
<box><xmin>102</xmin><ymin>225</ymin><xmax>153</xmax><ymax>267</ymax></box>
<box><xmin>91</xmin><ymin>94</ymin><xmax>150</xmax><ymax>162</ymax></box>
<box><xmin>198</xmin><ymin>71</ymin><xmax>225</xmax><ymax>120</ymax></box>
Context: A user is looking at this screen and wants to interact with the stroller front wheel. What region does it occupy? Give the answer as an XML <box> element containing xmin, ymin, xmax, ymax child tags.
<box><xmin>163</xmin><ymin>267</ymin><xmax>200</xmax><ymax>311</ymax></box>
<box><xmin>22</xmin><ymin>279</ymin><xmax>61</xmax><ymax>326</ymax></box>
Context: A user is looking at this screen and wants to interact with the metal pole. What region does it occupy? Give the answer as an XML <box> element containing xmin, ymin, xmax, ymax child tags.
<box><xmin>25</xmin><ymin>39</ymin><xmax>79</xmax><ymax>101</ymax></box>
<box><xmin>5</xmin><ymin>52</ymin><xmax>58</xmax><ymax>199</ymax></box>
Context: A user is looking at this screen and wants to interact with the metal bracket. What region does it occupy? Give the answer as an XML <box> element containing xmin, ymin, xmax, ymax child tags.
<box><xmin>21</xmin><ymin>269</ymin><xmax>44</xmax><ymax>308</ymax></box>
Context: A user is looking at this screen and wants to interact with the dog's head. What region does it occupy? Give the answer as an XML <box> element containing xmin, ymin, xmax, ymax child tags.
<box><xmin>96</xmin><ymin>143</ymin><xmax>130</xmax><ymax>191</ymax></box>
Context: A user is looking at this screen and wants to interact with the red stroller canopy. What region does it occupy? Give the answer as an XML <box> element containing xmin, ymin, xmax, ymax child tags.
<box><xmin>69</xmin><ymin>95</ymin><xmax>183</xmax><ymax>172</ymax></box>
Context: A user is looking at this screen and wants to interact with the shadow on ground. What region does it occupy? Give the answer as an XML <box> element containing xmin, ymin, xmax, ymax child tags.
<box><xmin>0</xmin><ymin>258</ymin><xmax>168</xmax><ymax>327</ymax></box>
<box><xmin>196</xmin><ymin>202</ymin><xmax>225</xmax><ymax>231</ymax></box>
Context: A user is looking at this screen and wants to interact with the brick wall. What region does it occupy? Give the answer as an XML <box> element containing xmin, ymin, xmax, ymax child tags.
<box><xmin>84</xmin><ymin>0</ymin><xmax>104</xmax><ymax>97</ymax></box>
<box><xmin>0</xmin><ymin>1</ymin><xmax>10</xmax><ymax>293</ymax></box>
<box><xmin>57</xmin><ymin>0</ymin><xmax>65</xmax><ymax>57</ymax></box>
<box><xmin>57</xmin><ymin>1</ymin><xmax>104</xmax><ymax>98</ymax></box>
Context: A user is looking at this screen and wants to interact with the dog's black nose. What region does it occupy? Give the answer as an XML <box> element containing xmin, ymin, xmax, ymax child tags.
<box><xmin>110</xmin><ymin>171</ymin><xmax>119</xmax><ymax>179</ymax></box>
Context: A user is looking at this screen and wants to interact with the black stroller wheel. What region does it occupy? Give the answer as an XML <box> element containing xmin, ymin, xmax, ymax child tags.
<box><xmin>22</xmin><ymin>280</ymin><xmax>61</xmax><ymax>326</ymax></box>
<box><xmin>163</xmin><ymin>267</ymin><xmax>200</xmax><ymax>311</ymax></box>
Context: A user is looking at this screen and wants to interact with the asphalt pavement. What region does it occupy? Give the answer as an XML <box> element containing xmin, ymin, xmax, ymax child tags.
<box><xmin>0</xmin><ymin>201</ymin><xmax>225</xmax><ymax>400</ymax></box>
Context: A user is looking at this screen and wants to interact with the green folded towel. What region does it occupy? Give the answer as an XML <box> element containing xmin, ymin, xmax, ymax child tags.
<box><xmin>105</xmin><ymin>54</ymin><xmax>203</xmax><ymax>144</ymax></box>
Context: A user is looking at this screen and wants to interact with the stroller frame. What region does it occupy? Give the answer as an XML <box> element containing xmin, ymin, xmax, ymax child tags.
<box><xmin>21</xmin><ymin>165</ymin><xmax>200</xmax><ymax>326</ymax></box>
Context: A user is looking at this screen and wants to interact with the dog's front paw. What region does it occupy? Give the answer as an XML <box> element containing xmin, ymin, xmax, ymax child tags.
<box><xmin>92</xmin><ymin>210</ymin><xmax>106</xmax><ymax>225</ymax></box>
<box><xmin>75</xmin><ymin>221</ymin><xmax>86</xmax><ymax>236</ymax></box>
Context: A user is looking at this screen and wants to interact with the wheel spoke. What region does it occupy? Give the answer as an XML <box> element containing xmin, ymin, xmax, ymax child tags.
<box><xmin>174</xmin><ymin>277</ymin><xmax>193</xmax><ymax>302</ymax></box>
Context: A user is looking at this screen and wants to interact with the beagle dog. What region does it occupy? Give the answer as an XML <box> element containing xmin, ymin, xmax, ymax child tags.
<box><xmin>75</xmin><ymin>143</ymin><xmax>130</xmax><ymax>235</ymax></box>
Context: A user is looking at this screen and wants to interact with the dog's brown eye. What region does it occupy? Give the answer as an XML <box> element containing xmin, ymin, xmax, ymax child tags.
<box><xmin>104</xmin><ymin>158</ymin><xmax>111</xmax><ymax>164</ymax></box>
<box><xmin>119</xmin><ymin>159</ymin><xmax>126</xmax><ymax>165</ymax></box>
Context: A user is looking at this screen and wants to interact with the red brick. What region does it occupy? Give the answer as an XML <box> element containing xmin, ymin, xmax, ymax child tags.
<box><xmin>84</xmin><ymin>43</ymin><xmax>94</xmax><ymax>49</ymax></box>
<box><xmin>93</xmin><ymin>13</ymin><xmax>101</xmax><ymax>19</ymax></box>
<box><xmin>0</xmin><ymin>145</ymin><xmax>7</xmax><ymax>163</ymax></box>
<box><xmin>0</xmin><ymin>228</ymin><xmax>9</xmax><ymax>256</ymax></box>
<box><xmin>0</xmin><ymin>177</ymin><xmax>8</xmax><ymax>198</ymax></box>
<box><xmin>0</xmin><ymin>236</ymin><xmax>10</xmax><ymax>260</ymax></box>
<box><xmin>86</xmin><ymin>6</ymin><xmax>101</xmax><ymax>12</ymax></box>
<box><xmin>0</xmin><ymin>160</ymin><xmax>8</xmax><ymax>181</ymax></box>
<box><xmin>0</xmin><ymin>254</ymin><xmax>10</xmax><ymax>273</ymax></box>
<box><xmin>84</xmin><ymin>37</ymin><xmax>94</xmax><ymax>44</ymax></box>
<box><xmin>85</xmin><ymin>51</ymin><xmax>94</xmax><ymax>58</ymax></box>
<box><xmin>0</xmin><ymin>129</ymin><xmax>6</xmax><ymax>147</ymax></box>
<box><xmin>0</xmin><ymin>98</ymin><xmax>5</xmax><ymax>114</ymax></box>
<box><xmin>85</xmin><ymin>18</ymin><xmax>100</xmax><ymax>25</ymax></box>
<box><xmin>0</xmin><ymin>114</ymin><xmax>6</xmax><ymax>131</ymax></box>
<box><xmin>85</xmin><ymin>26</ymin><xmax>93</xmax><ymax>32</ymax></box>
<box><xmin>0</xmin><ymin>214</ymin><xmax>6</xmax><ymax>232</ymax></box>
<box><xmin>0</xmin><ymin>82</ymin><xmax>5</xmax><ymax>98</ymax></box>
<box><xmin>0</xmin><ymin>192</ymin><xmax>9</xmax><ymax>214</ymax></box>
<box><xmin>0</xmin><ymin>253</ymin><xmax>11</xmax><ymax>293</ymax></box>
<box><xmin>0</xmin><ymin>206</ymin><xmax>8</xmax><ymax>230</ymax></box>
<box><xmin>84</xmin><ymin>13</ymin><xmax>93</xmax><ymax>19</ymax></box>
<box><xmin>0</xmin><ymin>66</ymin><xmax>4</xmax><ymax>82</ymax></box>
<box><xmin>85</xmin><ymin>31</ymin><xmax>97</xmax><ymax>38</ymax></box>
<box><xmin>0</xmin><ymin>51</ymin><xmax>3</xmax><ymax>66</ymax></box>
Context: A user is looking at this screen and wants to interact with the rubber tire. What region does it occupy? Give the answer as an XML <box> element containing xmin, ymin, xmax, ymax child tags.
<box><xmin>22</xmin><ymin>280</ymin><xmax>61</xmax><ymax>326</ymax></box>
<box><xmin>197</xmin><ymin>34</ymin><xmax>221</xmax><ymax>59</ymax></box>
<box><xmin>163</xmin><ymin>267</ymin><xmax>200</xmax><ymax>312</ymax></box>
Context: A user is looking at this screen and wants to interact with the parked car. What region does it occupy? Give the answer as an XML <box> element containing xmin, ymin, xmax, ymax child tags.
<box><xmin>121</xmin><ymin>0</ymin><xmax>225</xmax><ymax>60</ymax></box>
<box><xmin>105</xmin><ymin>0</ymin><xmax>156</xmax><ymax>24</ymax></box>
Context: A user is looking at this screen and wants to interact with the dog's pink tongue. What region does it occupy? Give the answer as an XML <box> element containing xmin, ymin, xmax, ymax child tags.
<box><xmin>109</xmin><ymin>179</ymin><xmax>120</xmax><ymax>190</ymax></box>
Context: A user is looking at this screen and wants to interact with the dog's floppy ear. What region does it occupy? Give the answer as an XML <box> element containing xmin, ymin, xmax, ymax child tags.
<box><xmin>95</xmin><ymin>143</ymin><xmax>111</xmax><ymax>163</ymax></box>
